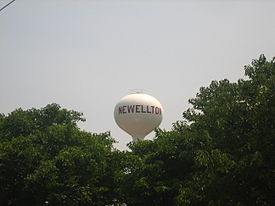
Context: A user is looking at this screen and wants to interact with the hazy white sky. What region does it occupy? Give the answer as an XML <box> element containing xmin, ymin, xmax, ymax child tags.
<box><xmin>1</xmin><ymin>0</ymin><xmax>274</xmax><ymax>150</ymax></box>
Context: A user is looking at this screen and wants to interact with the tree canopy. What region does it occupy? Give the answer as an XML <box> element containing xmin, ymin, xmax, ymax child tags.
<box><xmin>0</xmin><ymin>55</ymin><xmax>274</xmax><ymax>206</ymax></box>
<box><xmin>119</xmin><ymin>55</ymin><xmax>275</xmax><ymax>206</ymax></box>
<box><xmin>0</xmin><ymin>104</ymin><xmax>121</xmax><ymax>206</ymax></box>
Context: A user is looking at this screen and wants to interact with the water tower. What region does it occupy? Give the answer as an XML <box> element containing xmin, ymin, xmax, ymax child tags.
<box><xmin>114</xmin><ymin>92</ymin><xmax>163</xmax><ymax>141</ymax></box>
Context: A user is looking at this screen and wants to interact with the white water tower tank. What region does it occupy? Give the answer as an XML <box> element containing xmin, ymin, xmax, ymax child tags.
<box><xmin>114</xmin><ymin>92</ymin><xmax>163</xmax><ymax>141</ymax></box>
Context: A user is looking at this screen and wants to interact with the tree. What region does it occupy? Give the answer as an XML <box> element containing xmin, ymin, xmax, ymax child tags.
<box><xmin>180</xmin><ymin>54</ymin><xmax>275</xmax><ymax>206</ymax></box>
<box><xmin>119</xmin><ymin>55</ymin><xmax>275</xmax><ymax>206</ymax></box>
<box><xmin>0</xmin><ymin>104</ymin><xmax>120</xmax><ymax>206</ymax></box>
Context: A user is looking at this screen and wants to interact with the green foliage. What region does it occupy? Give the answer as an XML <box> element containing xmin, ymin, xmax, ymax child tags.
<box><xmin>0</xmin><ymin>103</ymin><xmax>85</xmax><ymax>142</ymax></box>
<box><xmin>0</xmin><ymin>104</ymin><xmax>119</xmax><ymax>206</ymax></box>
<box><xmin>118</xmin><ymin>55</ymin><xmax>275</xmax><ymax>206</ymax></box>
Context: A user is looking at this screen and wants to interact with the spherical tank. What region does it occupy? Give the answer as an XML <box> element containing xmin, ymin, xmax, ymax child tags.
<box><xmin>114</xmin><ymin>92</ymin><xmax>163</xmax><ymax>141</ymax></box>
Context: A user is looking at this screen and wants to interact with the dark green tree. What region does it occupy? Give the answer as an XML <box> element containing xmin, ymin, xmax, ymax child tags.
<box><xmin>119</xmin><ymin>55</ymin><xmax>275</xmax><ymax>206</ymax></box>
<box><xmin>179</xmin><ymin>54</ymin><xmax>275</xmax><ymax>206</ymax></box>
<box><xmin>0</xmin><ymin>104</ymin><xmax>121</xmax><ymax>206</ymax></box>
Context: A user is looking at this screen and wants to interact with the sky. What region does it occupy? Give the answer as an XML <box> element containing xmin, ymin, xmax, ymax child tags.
<box><xmin>1</xmin><ymin>0</ymin><xmax>274</xmax><ymax>150</ymax></box>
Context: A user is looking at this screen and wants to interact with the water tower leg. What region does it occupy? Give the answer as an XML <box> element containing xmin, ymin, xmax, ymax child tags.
<box><xmin>131</xmin><ymin>136</ymin><xmax>145</xmax><ymax>142</ymax></box>
<box><xmin>132</xmin><ymin>136</ymin><xmax>138</xmax><ymax>142</ymax></box>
